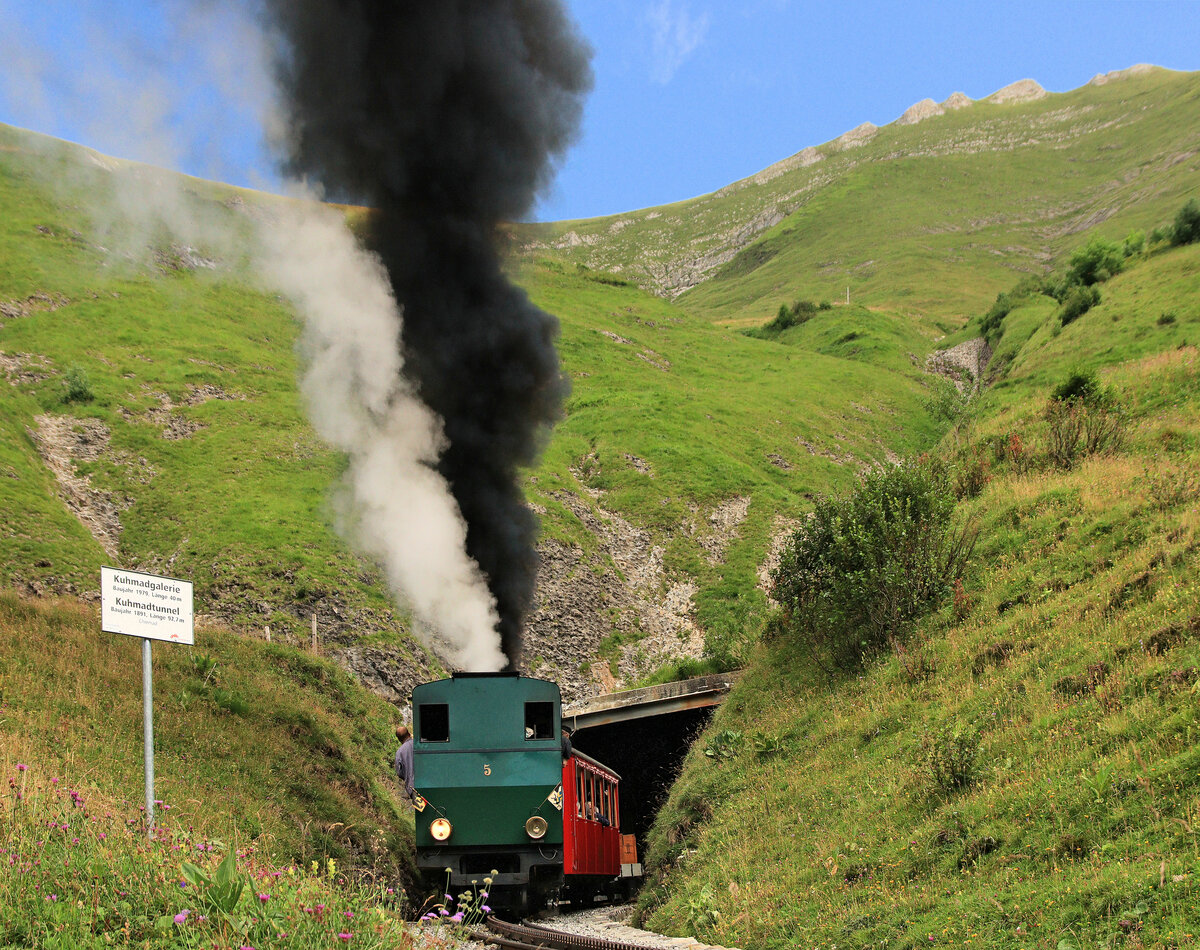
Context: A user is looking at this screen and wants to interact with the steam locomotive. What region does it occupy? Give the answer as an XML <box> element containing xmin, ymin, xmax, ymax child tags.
<box><xmin>410</xmin><ymin>672</ymin><xmax>637</xmax><ymax>912</ymax></box>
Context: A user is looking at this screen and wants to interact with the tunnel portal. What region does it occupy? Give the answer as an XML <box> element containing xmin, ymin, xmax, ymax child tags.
<box><xmin>563</xmin><ymin>674</ymin><xmax>738</xmax><ymax>855</ymax></box>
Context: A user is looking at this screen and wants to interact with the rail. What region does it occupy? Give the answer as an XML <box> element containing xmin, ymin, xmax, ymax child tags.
<box><xmin>473</xmin><ymin>916</ymin><xmax>654</xmax><ymax>950</ymax></box>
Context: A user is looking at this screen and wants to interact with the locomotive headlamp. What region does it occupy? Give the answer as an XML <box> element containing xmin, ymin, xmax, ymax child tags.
<box><xmin>430</xmin><ymin>818</ymin><xmax>452</xmax><ymax>841</ymax></box>
<box><xmin>525</xmin><ymin>816</ymin><xmax>549</xmax><ymax>840</ymax></box>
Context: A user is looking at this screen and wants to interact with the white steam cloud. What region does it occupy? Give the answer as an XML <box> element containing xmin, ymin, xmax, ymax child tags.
<box><xmin>254</xmin><ymin>198</ymin><xmax>506</xmax><ymax>671</ymax></box>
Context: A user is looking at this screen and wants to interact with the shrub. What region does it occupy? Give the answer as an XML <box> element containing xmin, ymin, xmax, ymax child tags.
<box><xmin>1045</xmin><ymin>370</ymin><xmax>1128</xmax><ymax>468</ymax></box>
<box><xmin>924</xmin><ymin>377</ymin><xmax>971</xmax><ymax>428</ymax></box>
<box><xmin>770</xmin><ymin>459</ymin><xmax>976</xmax><ymax>672</ymax></box>
<box><xmin>1051</xmin><ymin>367</ymin><xmax>1102</xmax><ymax>403</ymax></box>
<box><xmin>923</xmin><ymin>722</ymin><xmax>981</xmax><ymax>793</ymax></box>
<box><xmin>1067</xmin><ymin>236</ymin><xmax>1124</xmax><ymax>286</ymax></box>
<box><xmin>61</xmin><ymin>365</ymin><xmax>94</xmax><ymax>403</ymax></box>
<box><xmin>952</xmin><ymin>448</ymin><xmax>991</xmax><ymax>500</ymax></box>
<box><xmin>764</xmin><ymin>297</ymin><xmax>820</xmax><ymax>333</ymax></box>
<box><xmin>1059</xmin><ymin>285</ymin><xmax>1101</xmax><ymax>326</ymax></box>
<box><xmin>979</xmin><ymin>292</ymin><xmax>1015</xmax><ymax>341</ymax></box>
<box><xmin>1170</xmin><ymin>197</ymin><xmax>1200</xmax><ymax>246</ymax></box>
<box><xmin>1122</xmin><ymin>229</ymin><xmax>1145</xmax><ymax>257</ymax></box>
<box><xmin>1045</xmin><ymin>399</ymin><xmax>1085</xmax><ymax>468</ymax></box>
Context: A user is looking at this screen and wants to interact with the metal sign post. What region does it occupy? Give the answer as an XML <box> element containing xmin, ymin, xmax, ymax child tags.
<box><xmin>101</xmin><ymin>567</ymin><xmax>194</xmax><ymax>839</ymax></box>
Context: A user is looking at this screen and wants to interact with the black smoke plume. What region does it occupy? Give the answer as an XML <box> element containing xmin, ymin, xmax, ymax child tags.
<box><xmin>262</xmin><ymin>1</ymin><xmax>592</xmax><ymax>669</ymax></box>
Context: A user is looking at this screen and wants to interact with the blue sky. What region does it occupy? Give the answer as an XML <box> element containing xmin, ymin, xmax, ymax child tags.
<box><xmin>1</xmin><ymin>0</ymin><xmax>1197</xmax><ymax>222</ymax></box>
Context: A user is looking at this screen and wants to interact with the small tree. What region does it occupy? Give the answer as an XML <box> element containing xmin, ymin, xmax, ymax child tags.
<box><xmin>1044</xmin><ymin>368</ymin><xmax>1127</xmax><ymax>468</ymax></box>
<box><xmin>1171</xmin><ymin>197</ymin><xmax>1200</xmax><ymax>246</ymax></box>
<box><xmin>1067</xmin><ymin>236</ymin><xmax>1124</xmax><ymax>286</ymax></box>
<box><xmin>1059</xmin><ymin>285</ymin><xmax>1100</xmax><ymax>326</ymax></box>
<box><xmin>62</xmin><ymin>365</ymin><xmax>94</xmax><ymax>403</ymax></box>
<box><xmin>770</xmin><ymin>459</ymin><xmax>976</xmax><ymax>673</ymax></box>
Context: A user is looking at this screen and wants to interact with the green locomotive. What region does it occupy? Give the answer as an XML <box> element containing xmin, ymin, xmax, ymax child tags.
<box><xmin>411</xmin><ymin>672</ymin><xmax>568</xmax><ymax>908</ymax></box>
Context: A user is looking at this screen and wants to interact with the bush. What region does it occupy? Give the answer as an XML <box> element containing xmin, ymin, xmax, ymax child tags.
<box><xmin>763</xmin><ymin>298</ymin><xmax>819</xmax><ymax>333</ymax></box>
<box><xmin>1051</xmin><ymin>367</ymin><xmax>1102</xmax><ymax>403</ymax></box>
<box><xmin>923</xmin><ymin>722</ymin><xmax>982</xmax><ymax>793</ymax></box>
<box><xmin>953</xmin><ymin>448</ymin><xmax>992</xmax><ymax>500</ymax></box>
<box><xmin>925</xmin><ymin>377</ymin><xmax>972</xmax><ymax>427</ymax></box>
<box><xmin>1045</xmin><ymin>370</ymin><xmax>1128</xmax><ymax>468</ymax></box>
<box><xmin>61</xmin><ymin>365</ymin><xmax>94</xmax><ymax>403</ymax></box>
<box><xmin>1170</xmin><ymin>197</ymin><xmax>1200</xmax><ymax>246</ymax></box>
<box><xmin>1059</xmin><ymin>285</ymin><xmax>1101</xmax><ymax>326</ymax></box>
<box><xmin>1067</xmin><ymin>236</ymin><xmax>1124</xmax><ymax>286</ymax></box>
<box><xmin>979</xmin><ymin>292</ymin><xmax>1014</xmax><ymax>341</ymax></box>
<box><xmin>770</xmin><ymin>459</ymin><xmax>976</xmax><ymax>672</ymax></box>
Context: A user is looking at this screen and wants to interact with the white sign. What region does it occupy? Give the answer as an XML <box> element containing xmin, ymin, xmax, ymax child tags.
<box><xmin>101</xmin><ymin>567</ymin><xmax>194</xmax><ymax>645</ymax></box>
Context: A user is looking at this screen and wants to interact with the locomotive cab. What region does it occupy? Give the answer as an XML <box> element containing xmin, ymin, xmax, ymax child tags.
<box><xmin>411</xmin><ymin>673</ymin><xmax>566</xmax><ymax>907</ymax></box>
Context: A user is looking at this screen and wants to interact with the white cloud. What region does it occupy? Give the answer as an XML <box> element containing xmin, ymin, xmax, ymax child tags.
<box><xmin>646</xmin><ymin>0</ymin><xmax>710</xmax><ymax>84</ymax></box>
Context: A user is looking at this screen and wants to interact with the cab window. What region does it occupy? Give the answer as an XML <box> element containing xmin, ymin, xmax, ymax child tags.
<box><xmin>418</xmin><ymin>703</ymin><xmax>449</xmax><ymax>742</ymax></box>
<box><xmin>524</xmin><ymin>701</ymin><xmax>554</xmax><ymax>740</ymax></box>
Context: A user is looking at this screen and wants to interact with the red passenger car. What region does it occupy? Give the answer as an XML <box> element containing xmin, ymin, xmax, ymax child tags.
<box><xmin>561</xmin><ymin>750</ymin><xmax>621</xmax><ymax>901</ymax></box>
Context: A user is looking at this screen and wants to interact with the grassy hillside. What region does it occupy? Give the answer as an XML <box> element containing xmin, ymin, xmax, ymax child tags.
<box><xmin>527</xmin><ymin>67</ymin><xmax>1200</xmax><ymax>327</ymax></box>
<box><xmin>520</xmin><ymin>261</ymin><xmax>945</xmax><ymax>673</ymax></box>
<box><xmin>0</xmin><ymin>592</ymin><xmax>419</xmax><ymax>945</ymax></box>
<box><xmin>0</xmin><ymin>124</ymin><xmax>954</xmax><ymax>693</ymax></box>
<box><xmin>637</xmin><ymin>242</ymin><xmax>1200</xmax><ymax>948</ymax></box>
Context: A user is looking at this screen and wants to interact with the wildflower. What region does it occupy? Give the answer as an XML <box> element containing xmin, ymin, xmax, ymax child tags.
<box><xmin>482</xmin><ymin>905</ymin><xmax>492</xmax><ymax>915</ymax></box>
<box><xmin>344</xmin><ymin>910</ymin><xmax>354</xmax><ymax>919</ymax></box>
<box><xmin>16</xmin><ymin>764</ymin><xmax>26</xmax><ymax>772</ymax></box>
<box><xmin>449</xmin><ymin>913</ymin><xmax>463</xmax><ymax>923</ymax></box>
<box><xmin>174</xmin><ymin>911</ymin><xmax>190</xmax><ymax>925</ymax></box>
<box><xmin>337</xmin><ymin>934</ymin><xmax>352</xmax><ymax>942</ymax></box>
<box><xmin>258</xmin><ymin>893</ymin><xmax>271</xmax><ymax>903</ymax></box>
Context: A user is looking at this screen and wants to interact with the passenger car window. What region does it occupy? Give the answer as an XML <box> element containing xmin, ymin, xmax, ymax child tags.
<box><xmin>418</xmin><ymin>703</ymin><xmax>449</xmax><ymax>742</ymax></box>
<box><xmin>524</xmin><ymin>701</ymin><xmax>554</xmax><ymax>739</ymax></box>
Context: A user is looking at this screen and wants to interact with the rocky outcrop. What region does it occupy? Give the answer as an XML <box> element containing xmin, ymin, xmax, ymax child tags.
<box><xmin>335</xmin><ymin>644</ymin><xmax>437</xmax><ymax>707</ymax></box>
<box><xmin>30</xmin><ymin>415</ymin><xmax>125</xmax><ymax>558</ymax></box>
<box><xmin>1089</xmin><ymin>64</ymin><xmax>1158</xmax><ymax>86</ymax></box>
<box><xmin>896</xmin><ymin>98</ymin><xmax>944</xmax><ymax>125</ymax></box>
<box><xmin>834</xmin><ymin>122</ymin><xmax>878</xmax><ymax>150</ymax></box>
<box><xmin>926</xmin><ymin>338</ymin><xmax>992</xmax><ymax>391</ymax></box>
<box><xmin>986</xmin><ymin>79</ymin><xmax>1046</xmax><ymax>104</ymax></box>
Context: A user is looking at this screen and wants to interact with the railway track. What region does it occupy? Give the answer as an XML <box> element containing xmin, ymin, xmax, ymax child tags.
<box><xmin>472</xmin><ymin>916</ymin><xmax>654</xmax><ymax>950</ymax></box>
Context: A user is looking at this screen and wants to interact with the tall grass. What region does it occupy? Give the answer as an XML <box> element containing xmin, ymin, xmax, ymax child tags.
<box><xmin>0</xmin><ymin>762</ymin><xmax>416</xmax><ymax>948</ymax></box>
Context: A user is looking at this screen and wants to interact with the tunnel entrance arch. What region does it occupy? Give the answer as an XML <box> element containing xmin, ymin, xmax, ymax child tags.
<box><xmin>563</xmin><ymin>674</ymin><xmax>738</xmax><ymax>853</ymax></box>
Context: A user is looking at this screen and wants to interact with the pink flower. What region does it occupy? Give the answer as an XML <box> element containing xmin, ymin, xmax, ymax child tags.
<box><xmin>174</xmin><ymin>911</ymin><xmax>190</xmax><ymax>924</ymax></box>
<box><xmin>16</xmin><ymin>764</ymin><xmax>26</xmax><ymax>772</ymax></box>
<box><xmin>337</xmin><ymin>934</ymin><xmax>352</xmax><ymax>942</ymax></box>
<box><xmin>344</xmin><ymin>911</ymin><xmax>354</xmax><ymax>919</ymax></box>
<box><xmin>257</xmin><ymin>893</ymin><xmax>271</xmax><ymax>903</ymax></box>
